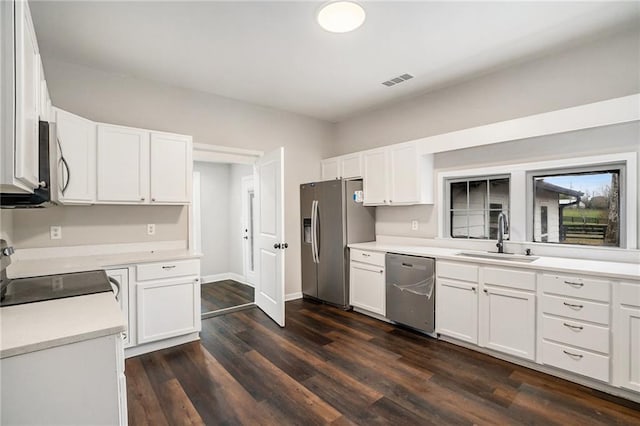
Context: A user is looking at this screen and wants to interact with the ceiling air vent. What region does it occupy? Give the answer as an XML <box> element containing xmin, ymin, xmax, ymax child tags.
<box><xmin>381</xmin><ymin>73</ymin><xmax>413</xmax><ymax>87</ymax></box>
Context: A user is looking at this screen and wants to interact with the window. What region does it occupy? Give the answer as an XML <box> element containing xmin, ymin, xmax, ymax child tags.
<box><xmin>448</xmin><ymin>176</ymin><xmax>510</xmax><ymax>239</ymax></box>
<box><xmin>532</xmin><ymin>168</ymin><xmax>622</xmax><ymax>247</ymax></box>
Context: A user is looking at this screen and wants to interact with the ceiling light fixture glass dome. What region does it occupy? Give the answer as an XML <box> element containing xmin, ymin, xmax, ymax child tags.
<box><xmin>317</xmin><ymin>1</ymin><xmax>366</xmax><ymax>33</ymax></box>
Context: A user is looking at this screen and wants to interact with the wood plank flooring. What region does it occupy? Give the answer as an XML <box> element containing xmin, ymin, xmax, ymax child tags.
<box><xmin>201</xmin><ymin>280</ymin><xmax>254</xmax><ymax>313</ymax></box>
<box><xmin>127</xmin><ymin>299</ymin><xmax>640</xmax><ymax>425</ymax></box>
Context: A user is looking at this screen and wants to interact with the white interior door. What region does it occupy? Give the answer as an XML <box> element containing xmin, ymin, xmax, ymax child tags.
<box><xmin>242</xmin><ymin>176</ymin><xmax>257</xmax><ymax>287</ymax></box>
<box><xmin>254</xmin><ymin>147</ymin><xmax>285</xmax><ymax>326</ymax></box>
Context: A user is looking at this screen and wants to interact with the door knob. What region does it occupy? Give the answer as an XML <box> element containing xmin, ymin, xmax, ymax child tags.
<box><xmin>274</xmin><ymin>243</ymin><xmax>281</xmax><ymax>249</ymax></box>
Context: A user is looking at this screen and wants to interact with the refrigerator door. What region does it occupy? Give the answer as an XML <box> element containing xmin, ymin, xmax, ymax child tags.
<box><xmin>317</xmin><ymin>180</ymin><xmax>347</xmax><ymax>306</ymax></box>
<box><xmin>300</xmin><ymin>183</ymin><xmax>318</xmax><ymax>298</ymax></box>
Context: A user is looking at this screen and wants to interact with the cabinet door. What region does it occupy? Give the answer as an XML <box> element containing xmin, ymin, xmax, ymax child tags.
<box><xmin>389</xmin><ymin>143</ymin><xmax>419</xmax><ymax>204</ymax></box>
<box><xmin>479</xmin><ymin>286</ymin><xmax>536</xmax><ymax>360</ymax></box>
<box><xmin>55</xmin><ymin>109</ymin><xmax>96</xmax><ymax>203</ymax></box>
<box><xmin>106</xmin><ymin>269</ymin><xmax>131</xmax><ymax>348</ymax></box>
<box><xmin>349</xmin><ymin>262</ymin><xmax>385</xmax><ymax>316</ymax></box>
<box><xmin>617</xmin><ymin>306</ymin><xmax>640</xmax><ymax>392</ymax></box>
<box><xmin>136</xmin><ymin>278</ymin><xmax>199</xmax><ymax>344</ymax></box>
<box><xmin>97</xmin><ymin>125</ymin><xmax>149</xmax><ymax>203</ymax></box>
<box><xmin>14</xmin><ymin>0</ymin><xmax>40</xmax><ymax>191</ymax></box>
<box><xmin>150</xmin><ymin>132</ymin><xmax>191</xmax><ymax>203</ymax></box>
<box><xmin>341</xmin><ymin>153</ymin><xmax>362</xmax><ymax>179</ymax></box>
<box><xmin>321</xmin><ymin>158</ymin><xmax>339</xmax><ymax>180</ymax></box>
<box><xmin>363</xmin><ymin>148</ymin><xmax>388</xmax><ymax>205</ymax></box>
<box><xmin>436</xmin><ymin>279</ymin><xmax>478</xmax><ymax>344</ymax></box>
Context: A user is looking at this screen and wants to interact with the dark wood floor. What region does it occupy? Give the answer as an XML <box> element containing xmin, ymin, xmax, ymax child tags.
<box><xmin>127</xmin><ymin>299</ymin><xmax>640</xmax><ymax>425</ymax></box>
<box><xmin>201</xmin><ymin>279</ymin><xmax>254</xmax><ymax>313</ymax></box>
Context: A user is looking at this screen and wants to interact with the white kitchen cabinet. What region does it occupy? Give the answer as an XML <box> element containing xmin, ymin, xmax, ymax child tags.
<box><xmin>321</xmin><ymin>153</ymin><xmax>363</xmax><ymax>181</ymax></box>
<box><xmin>106</xmin><ymin>268</ymin><xmax>132</xmax><ymax>348</ymax></box>
<box><xmin>614</xmin><ymin>282</ymin><xmax>640</xmax><ymax>392</ymax></box>
<box><xmin>1</xmin><ymin>0</ymin><xmax>41</xmax><ymax>193</ymax></box>
<box><xmin>363</xmin><ymin>142</ymin><xmax>434</xmax><ymax>206</ymax></box>
<box><xmin>350</xmin><ymin>261</ymin><xmax>386</xmax><ymax>316</ymax></box>
<box><xmin>321</xmin><ymin>157</ymin><xmax>339</xmax><ymax>180</ymax></box>
<box><xmin>150</xmin><ymin>132</ymin><xmax>192</xmax><ymax>203</ymax></box>
<box><xmin>135</xmin><ymin>259</ymin><xmax>200</xmax><ymax>345</ymax></box>
<box><xmin>436</xmin><ymin>261</ymin><xmax>479</xmax><ymax>344</ymax></box>
<box><xmin>97</xmin><ymin>124</ymin><xmax>150</xmax><ymax>203</ymax></box>
<box><xmin>437</xmin><ymin>278</ymin><xmax>479</xmax><ymax>344</ymax></box>
<box><xmin>55</xmin><ymin>108</ymin><xmax>97</xmax><ymax>204</ymax></box>
<box><xmin>363</xmin><ymin>148</ymin><xmax>389</xmax><ymax>205</ymax></box>
<box><xmin>479</xmin><ymin>285</ymin><xmax>536</xmax><ymax>360</ymax></box>
<box><xmin>479</xmin><ymin>267</ymin><xmax>536</xmax><ymax>360</ymax></box>
<box><xmin>1</xmin><ymin>334</ymin><xmax>126</xmax><ymax>426</ymax></box>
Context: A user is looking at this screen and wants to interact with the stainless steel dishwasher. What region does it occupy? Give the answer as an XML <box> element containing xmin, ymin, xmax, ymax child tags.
<box><xmin>386</xmin><ymin>253</ymin><xmax>435</xmax><ymax>334</ymax></box>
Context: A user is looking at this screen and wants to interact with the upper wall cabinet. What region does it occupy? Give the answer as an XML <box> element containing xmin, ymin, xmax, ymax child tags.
<box><xmin>97</xmin><ymin>125</ymin><xmax>150</xmax><ymax>204</ymax></box>
<box><xmin>363</xmin><ymin>142</ymin><xmax>434</xmax><ymax>206</ymax></box>
<box><xmin>1</xmin><ymin>0</ymin><xmax>42</xmax><ymax>193</ymax></box>
<box><xmin>321</xmin><ymin>152</ymin><xmax>363</xmax><ymax>181</ymax></box>
<box><xmin>150</xmin><ymin>132</ymin><xmax>192</xmax><ymax>204</ymax></box>
<box><xmin>55</xmin><ymin>108</ymin><xmax>96</xmax><ymax>204</ymax></box>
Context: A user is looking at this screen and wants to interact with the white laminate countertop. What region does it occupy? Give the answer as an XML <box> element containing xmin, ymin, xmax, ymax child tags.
<box><xmin>0</xmin><ymin>293</ymin><xmax>126</xmax><ymax>359</ymax></box>
<box><xmin>349</xmin><ymin>241</ymin><xmax>640</xmax><ymax>281</ymax></box>
<box><xmin>7</xmin><ymin>250</ymin><xmax>201</xmax><ymax>279</ymax></box>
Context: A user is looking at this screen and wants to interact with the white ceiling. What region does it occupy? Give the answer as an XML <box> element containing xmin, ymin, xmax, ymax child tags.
<box><xmin>30</xmin><ymin>1</ymin><xmax>639</xmax><ymax>122</ymax></box>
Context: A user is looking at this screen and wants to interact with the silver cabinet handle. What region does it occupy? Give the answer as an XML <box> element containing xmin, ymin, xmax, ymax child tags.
<box><xmin>140</xmin><ymin>197</ymin><xmax>145</xmax><ymax>201</ymax></box>
<box><xmin>379</xmin><ymin>270</ymin><xmax>384</xmax><ymax>274</ymax></box>
<box><xmin>362</xmin><ymin>253</ymin><xmax>370</xmax><ymax>257</ymax></box>
<box><xmin>162</xmin><ymin>265</ymin><xmax>176</xmax><ymax>269</ymax></box>
<box><xmin>563</xmin><ymin>322</ymin><xmax>584</xmax><ymax>331</ymax></box>
<box><xmin>471</xmin><ymin>287</ymin><xmax>476</xmax><ymax>292</ymax></box>
<box><xmin>483</xmin><ymin>289</ymin><xmax>488</xmax><ymax>294</ymax></box>
<box><xmin>563</xmin><ymin>302</ymin><xmax>584</xmax><ymax>309</ymax></box>
<box><xmin>563</xmin><ymin>350</ymin><xmax>583</xmax><ymax>359</ymax></box>
<box><xmin>564</xmin><ymin>280</ymin><xmax>583</xmax><ymax>287</ymax></box>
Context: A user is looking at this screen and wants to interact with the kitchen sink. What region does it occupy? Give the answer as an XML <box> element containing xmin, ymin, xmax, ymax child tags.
<box><xmin>456</xmin><ymin>251</ymin><xmax>539</xmax><ymax>263</ymax></box>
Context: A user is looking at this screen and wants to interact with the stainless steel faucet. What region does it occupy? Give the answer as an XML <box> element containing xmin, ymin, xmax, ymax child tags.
<box><xmin>496</xmin><ymin>212</ymin><xmax>508</xmax><ymax>254</ymax></box>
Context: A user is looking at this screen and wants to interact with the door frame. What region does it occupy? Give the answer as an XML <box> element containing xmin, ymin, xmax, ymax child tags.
<box><xmin>241</xmin><ymin>175</ymin><xmax>257</xmax><ymax>287</ymax></box>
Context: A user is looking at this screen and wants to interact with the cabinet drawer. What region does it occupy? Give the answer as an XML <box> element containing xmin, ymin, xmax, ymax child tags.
<box><xmin>541</xmin><ymin>274</ymin><xmax>610</xmax><ymax>302</ymax></box>
<box><xmin>542</xmin><ymin>340</ymin><xmax>609</xmax><ymax>382</ymax></box>
<box><xmin>350</xmin><ymin>249</ymin><xmax>385</xmax><ymax>267</ymax></box>
<box><xmin>542</xmin><ymin>315</ymin><xmax>609</xmax><ymax>354</ymax></box>
<box><xmin>483</xmin><ymin>267</ymin><xmax>536</xmax><ymax>291</ymax></box>
<box><xmin>619</xmin><ymin>282</ymin><xmax>640</xmax><ymax>308</ymax></box>
<box><xmin>541</xmin><ymin>294</ymin><xmax>609</xmax><ymax>325</ymax></box>
<box><xmin>137</xmin><ymin>259</ymin><xmax>200</xmax><ymax>281</ymax></box>
<box><xmin>437</xmin><ymin>261</ymin><xmax>478</xmax><ymax>283</ymax></box>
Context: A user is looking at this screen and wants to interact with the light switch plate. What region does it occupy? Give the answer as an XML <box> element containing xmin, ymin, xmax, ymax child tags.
<box><xmin>50</xmin><ymin>226</ymin><xmax>62</xmax><ymax>240</ymax></box>
<box><xmin>411</xmin><ymin>220</ymin><xmax>419</xmax><ymax>231</ymax></box>
<box><xmin>147</xmin><ymin>224</ymin><xmax>155</xmax><ymax>235</ymax></box>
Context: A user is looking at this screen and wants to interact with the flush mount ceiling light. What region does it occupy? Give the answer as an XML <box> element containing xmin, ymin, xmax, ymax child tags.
<box><xmin>317</xmin><ymin>1</ymin><xmax>366</xmax><ymax>33</ymax></box>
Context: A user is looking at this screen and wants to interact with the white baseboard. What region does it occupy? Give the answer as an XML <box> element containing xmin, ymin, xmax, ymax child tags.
<box><xmin>285</xmin><ymin>292</ymin><xmax>303</xmax><ymax>301</ymax></box>
<box><xmin>201</xmin><ymin>272</ymin><xmax>251</xmax><ymax>286</ymax></box>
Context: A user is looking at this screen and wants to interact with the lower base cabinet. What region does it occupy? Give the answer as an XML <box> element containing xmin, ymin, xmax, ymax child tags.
<box><xmin>1</xmin><ymin>334</ymin><xmax>126</xmax><ymax>425</ymax></box>
<box><xmin>436</xmin><ymin>278</ymin><xmax>478</xmax><ymax>344</ymax></box>
<box><xmin>349</xmin><ymin>253</ymin><xmax>386</xmax><ymax>316</ymax></box>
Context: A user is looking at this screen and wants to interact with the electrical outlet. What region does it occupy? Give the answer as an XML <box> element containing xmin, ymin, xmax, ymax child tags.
<box><xmin>50</xmin><ymin>225</ymin><xmax>62</xmax><ymax>240</ymax></box>
<box><xmin>147</xmin><ymin>224</ymin><xmax>155</xmax><ymax>236</ymax></box>
<box><xmin>411</xmin><ymin>220</ymin><xmax>419</xmax><ymax>231</ymax></box>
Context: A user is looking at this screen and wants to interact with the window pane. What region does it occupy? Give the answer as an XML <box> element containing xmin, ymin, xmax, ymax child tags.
<box><xmin>450</xmin><ymin>182</ymin><xmax>467</xmax><ymax>209</ymax></box>
<box><xmin>489</xmin><ymin>178</ymin><xmax>509</xmax><ymax>207</ymax></box>
<box><xmin>533</xmin><ymin>170</ymin><xmax>620</xmax><ymax>247</ymax></box>
<box><xmin>450</xmin><ymin>210</ymin><xmax>469</xmax><ymax>238</ymax></box>
<box><xmin>468</xmin><ymin>180</ymin><xmax>487</xmax><ymax>210</ymax></box>
<box><xmin>467</xmin><ymin>210</ymin><xmax>487</xmax><ymax>239</ymax></box>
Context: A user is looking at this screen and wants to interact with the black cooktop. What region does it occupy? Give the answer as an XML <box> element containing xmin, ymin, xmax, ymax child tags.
<box><xmin>0</xmin><ymin>270</ymin><xmax>113</xmax><ymax>307</ymax></box>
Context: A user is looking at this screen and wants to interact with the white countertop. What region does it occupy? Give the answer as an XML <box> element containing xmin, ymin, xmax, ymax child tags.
<box><xmin>349</xmin><ymin>241</ymin><xmax>640</xmax><ymax>281</ymax></box>
<box><xmin>7</xmin><ymin>249</ymin><xmax>201</xmax><ymax>279</ymax></box>
<box><xmin>0</xmin><ymin>292</ymin><xmax>126</xmax><ymax>359</ymax></box>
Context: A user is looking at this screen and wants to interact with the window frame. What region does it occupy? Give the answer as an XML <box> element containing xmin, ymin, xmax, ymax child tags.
<box><xmin>526</xmin><ymin>163</ymin><xmax>627</xmax><ymax>248</ymax></box>
<box><xmin>445</xmin><ymin>175</ymin><xmax>511</xmax><ymax>240</ymax></box>
<box><xmin>437</xmin><ymin>152</ymin><xmax>637</xmax><ymax>250</ymax></box>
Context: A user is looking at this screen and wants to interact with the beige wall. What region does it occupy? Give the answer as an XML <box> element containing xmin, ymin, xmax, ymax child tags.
<box><xmin>12</xmin><ymin>205</ymin><xmax>187</xmax><ymax>248</ymax></box>
<box><xmin>15</xmin><ymin>58</ymin><xmax>333</xmax><ymax>295</ymax></box>
<box><xmin>333</xmin><ymin>27</ymin><xmax>640</xmax><ymax>155</ymax></box>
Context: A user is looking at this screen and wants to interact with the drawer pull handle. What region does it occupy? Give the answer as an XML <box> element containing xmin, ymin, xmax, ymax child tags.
<box><xmin>564</xmin><ymin>280</ymin><xmax>583</xmax><ymax>287</ymax></box>
<box><xmin>162</xmin><ymin>265</ymin><xmax>176</xmax><ymax>270</ymax></box>
<box><xmin>563</xmin><ymin>322</ymin><xmax>584</xmax><ymax>331</ymax></box>
<box><xmin>471</xmin><ymin>287</ymin><xmax>476</xmax><ymax>292</ymax></box>
<box><xmin>378</xmin><ymin>270</ymin><xmax>384</xmax><ymax>274</ymax></box>
<box><xmin>563</xmin><ymin>350</ymin><xmax>583</xmax><ymax>359</ymax></box>
<box><xmin>563</xmin><ymin>302</ymin><xmax>584</xmax><ymax>309</ymax></box>
<box><xmin>362</xmin><ymin>253</ymin><xmax>370</xmax><ymax>257</ymax></box>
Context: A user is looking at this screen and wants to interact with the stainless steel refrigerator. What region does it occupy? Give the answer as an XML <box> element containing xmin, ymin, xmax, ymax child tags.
<box><xmin>300</xmin><ymin>179</ymin><xmax>375</xmax><ymax>308</ymax></box>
